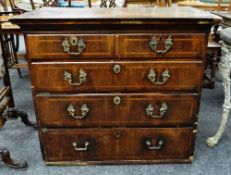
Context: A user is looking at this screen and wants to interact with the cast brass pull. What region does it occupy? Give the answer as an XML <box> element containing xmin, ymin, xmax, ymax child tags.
<box><xmin>149</xmin><ymin>35</ymin><xmax>173</xmax><ymax>54</ymax></box>
<box><xmin>147</xmin><ymin>68</ymin><xmax>170</xmax><ymax>85</ymax></box>
<box><xmin>61</xmin><ymin>36</ymin><xmax>86</xmax><ymax>55</ymax></box>
<box><xmin>146</xmin><ymin>103</ymin><xmax>168</xmax><ymax>118</ymax></box>
<box><xmin>72</xmin><ymin>141</ymin><xmax>89</xmax><ymax>151</ymax></box>
<box><xmin>145</xmin><ymin>138</ymin><xmax>164</xmax><ymax>150</ymax></box>
<box><xmin>64</xmin><ymin>69</ymin><xmax>87</xmax><ymax>86</ymax></box>
<box><xmin>67</xmin><ymin>104</ymin><xmax>89</xmax><ymax>119</ymax></box>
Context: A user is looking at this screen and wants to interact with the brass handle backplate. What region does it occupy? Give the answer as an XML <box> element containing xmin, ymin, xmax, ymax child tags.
<box><xmin>147</xmin><ymin>68</ymin><xmax>170</xmax><ymax>85</ymax></box>
<box><xmin>146</xmin><ymin>103</ymin><xmax>168</xmax><ymax>118</ymax></box>
<box><xmin>67</xmin><ymin>104</ymin><xmax>89</xmax><ymax>119</ymax></box>
<box><xmin>145</xmin><ymin>138</ymin><xmax>164</xmax><ymax>150</ymax></box>
<box><xmin>61</xmin><ymin>36</ymin><xmax>86</xmax><ymax>56</ymax></box>
<box><xmin>149</xmin><ymin>35</ymin><xmax>173</xmax><ymax>54</ymax></box>
<box><xmin>72</xmin><ymin>141</ymin><xmax>89</xmax><ymax>151</ymax></box>
<box><xmin>64</xmin><ymin>69</ymin><xmax>87</xmax><ymax>86</ymax></box>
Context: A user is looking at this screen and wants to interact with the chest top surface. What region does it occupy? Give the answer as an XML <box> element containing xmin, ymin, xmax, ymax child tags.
<box><xmin>10</xmin><ymin>7</ymin><xmax>221</xmax><ymax>26</ymax></box>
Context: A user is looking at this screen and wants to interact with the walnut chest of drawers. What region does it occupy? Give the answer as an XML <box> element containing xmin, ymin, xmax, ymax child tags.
<box><xmin>11</xmin><ymin>7</ymin><xmax>220</xmax><ymax>165</ymax></box>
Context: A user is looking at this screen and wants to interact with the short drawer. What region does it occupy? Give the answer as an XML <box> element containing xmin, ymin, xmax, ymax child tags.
<box><xmin>41</xmin><ymin>127</ymin><xmax>195</xmax><ymax>163</ymax></box>
<box><xmin>118</xmin><ymin>34</ymin><xmax>206</xmax><ymax>59</ymax></box>
<box><xmin>36</xmin><ymin>93</ymin><xmax>198</xmax><ymax>127</ymax></box>
<box><xmin>31</xmin><ymin>61</ymin><xmax>203</xmax><ymax>92</ymax></box>
<box><xmin>26</xmin><ymin>34</ymin><xmax>115</xmax><ymax>59</ymax></box>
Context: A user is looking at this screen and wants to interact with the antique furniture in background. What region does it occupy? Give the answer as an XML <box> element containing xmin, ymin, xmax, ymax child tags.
<box><xmin>217</xmin><ymin>0</ymin><xmax>231</xmax><ymax>11</ymax></box>
<box><xmin>214</xmin><ymin>12</ymin><xmax>231</xmax><ymax>27</ymax></box>
<box><xmin>8</xmin><ymin>0</ymin><xmax>27</xmax><ymax>13</ymax></box>
<box><xmin>177</xmin><ymin>0</ymin><xmax>230</xmax><ymax>11</ymax></box>
<box><xmin>0</xmin><ymin>11</ymin><xmax>36</xmax><ymax>169</ymax></box>
<box><xmin>207</xmin><ymin>27</ymin><xmax>231</xmax><ymax>147</ymax></box>
<box><xmin>157</xmin><ymin>0</ymin><xmax>171</xmax><ymax>6</ymax></box>
<box><xmin>123</xmin><ymin>0</ymin><xmax>171</xmax><ymax>7</ymax></box>
<box><xmin>11</xmin><ymin>0</ymin><xmax>172</xmax><ymax>9</ymax></box>
<box><xmin>13</xmin><ymin>0</ymin><xmax>89</xmax><ymax>10</ymax></box>
<box><xmin>123</xmin><ymin>0</ymin><xmax>155</xmax><ymax>7</ymax></box>
<box><xmin>211</xmin><ymin>0</ymin><xmax>231</xmax><ymax>28</ymax></box>
<box><xmin>0</xmin><ymin>0</ymin><xmax>26</xmax><ymax>78</ymax></box>
<box><xmin>174</xmin><ymin>0</ymin><xmax>223</xmax><ymax>89</ymax></box>
<box><xmin>11</xmin><ymin>7</ymin><xmax>220</xmax><ymax>164</ymax></box>
<box><xmin>206</xmin><ymin>0</ymin><xmax>231</xmax><ymax>147</ymax></box>
<box><xmin>203</xmin><ymin>38</ymin><xmax>221</xmax><ymax>88</ymax></box>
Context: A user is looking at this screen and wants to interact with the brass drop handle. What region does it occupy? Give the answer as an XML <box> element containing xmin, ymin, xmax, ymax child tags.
<box><xmin>147</xmin><ymin>68</ymin><xmax>170</xmax><ymax>85</ymax></box>
<box><xmin>146</xmin><ymin>103</ymin><xmax>168</xmax><ymax>118</ymax></box>
<box><xmin>64</xmin><ymin>69</ymin><xmax>87</xmax><ymax>86</ymax></box>
<box><xmin>149</xmin><ymin>35</ymin><xmax>173</xmax><ymax>54</ymax></box>
<box><xmin>145</xmin><ymin>138</ymin><xmax>164</xmax><ymax>150</ymax></box>
<box><xmin>61</xmin><ymin>36</ymin><xmax>86</xmax><ymax>55</ymax></box>
<box><xmin>72</xmin><ymin>141</ymin><xmax>89</xmax><ymax>151</ymax></box>
<box><xmin>67</xmin><ymin>104</ymin><xmax>89</xmax><ymax>119</ymax></box>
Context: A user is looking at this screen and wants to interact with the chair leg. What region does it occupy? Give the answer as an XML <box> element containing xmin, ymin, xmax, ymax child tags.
<box><xmin>14</xmin><ymin>35</ymin><xmax>20</xmax><ymax>52</ymax></box>
<box><xmin>2</xmin><ymin>108</ymin><xmax>37</xmax><ymax>128</ymax></box>
<box><xmin>16</xmin><ymin>68</ymin><xmax>22</xmax><ymax>78</ymax></box>
<box><xmin>0</xmin><ymin>109</ymin><xmax>36</xmax><ymax>168</ymax></box>
<box><xmin>0</xmin><ymin>147</ymin><xmax>27</xmax><ymax>169</ymax></box>
<box><xmin>10</xmin><ymin>34</ymin><xmax>22</xmax><ymax>78</ymax></box>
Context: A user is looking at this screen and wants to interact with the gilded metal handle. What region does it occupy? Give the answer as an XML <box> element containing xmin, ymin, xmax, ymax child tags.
<box><xmin>64</xmin><ymin>69</ymin><xmax>87</xmax><ymax>86</ymax></box>
<box><xmin>146</xmin><ymin>103</ymin><xmax>168</xmax><ymax>118</ymax></box>
<box><xmin>61</xmin><ymin>36</ymin><xmax>86</xmax><ymax>55</ymax></box>
<box><xmin>72</xmin><ymin>141</ymin><xmax>89</xmax><ymax>151</ymax></box>
<box><xmin>145</xmin><ymin>138</ymin><xmax>164</xmax><ymax>150</ymax></box>
<box><xmin>149</xmin><ymin>35</ymin><xmax>173</xmax><ymax>54</ymax></box>
<box><xmin>67</xmin><ymin>104</ymin><xmax>89</xmax><ymax>119</ymax></box>
<box><xmin>147</xmin><ymin>68</ymin><xmax>170</xmax><ymax>85</ymax></box>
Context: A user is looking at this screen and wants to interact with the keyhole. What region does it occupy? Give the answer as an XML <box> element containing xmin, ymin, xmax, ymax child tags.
<box><xmin>113</xmin><ymin>64</ymin><xmax>121</xmax><ymax>74</ymax></box>
<box><xmin>70</xmin><ymin>36</ymin><xmax>78</xmax><ymax>46</ymax></box>
<box><xmin>113</xmin><ymin>96</ymin><xmax>121</xmax><ymax>105</ymax></box>
<box><xmin>114</xmin><ymin>131</ymin><xmax>121</xmax><ymax>138</ymax></box>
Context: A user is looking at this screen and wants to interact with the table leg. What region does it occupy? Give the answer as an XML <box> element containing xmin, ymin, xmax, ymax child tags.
<box><xmin>207</xmin><ymin>43</ymin><xmax>231</xmax><ymax>147</ymax></box>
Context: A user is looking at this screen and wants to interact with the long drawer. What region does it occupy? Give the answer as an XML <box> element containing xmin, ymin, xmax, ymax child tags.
<box><xmin>36</xmin><ymin>93</ymin><xmax>198</xmax><ymax>127</ymax></box>
<box><xmin>41</xmin><ymin>127</ymin><xmax>195</xmax><ymax>163</ymax></box>
<box><xmin>31</xmin><ymin>61</ymin><xmax>203</xmax><ymax>92</ymax></box>
<box><xmin>26</xmin><ymin>33</ymin><xmax>206</xmax><ymax>60</ymax></box>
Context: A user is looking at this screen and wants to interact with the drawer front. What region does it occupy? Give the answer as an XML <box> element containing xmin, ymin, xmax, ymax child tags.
<box><xmin>41</xmin><ymin>128</ymin><xmax>195</xmax><ymax>162</ymax></box>
<box><xmin>36</xmin><ymin>93</ymin><xmax>198</xmax><ymax>127</ymax></box>
<box><xmin>31</xmin><ymin>61</ymin><xmax>203</xmax><ymax>92</ymax></box>
<box><xmin>26</xmin><ymin>34</ymin><xmax>115</xmax><ymax>59</ymax></box>
<box><xmin>118</xmin><ymin>34</ymin><xmax>206</xmax><ymax>59</ymax></box>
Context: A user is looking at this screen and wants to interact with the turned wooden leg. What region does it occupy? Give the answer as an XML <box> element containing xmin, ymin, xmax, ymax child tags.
<box><xmin>2</xmin><ymin>108</ymin><xmax>37</xmax><ymax>128</ymax></box>
<box><xmin>0</xmin><ymin>147</ymin><xmax>27</xmax><ymax>169</ymax></box>
<box><xmin>207</xmin><ymin>42</ymin><xmax>231</xmax><ymax>147</ymax></box>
